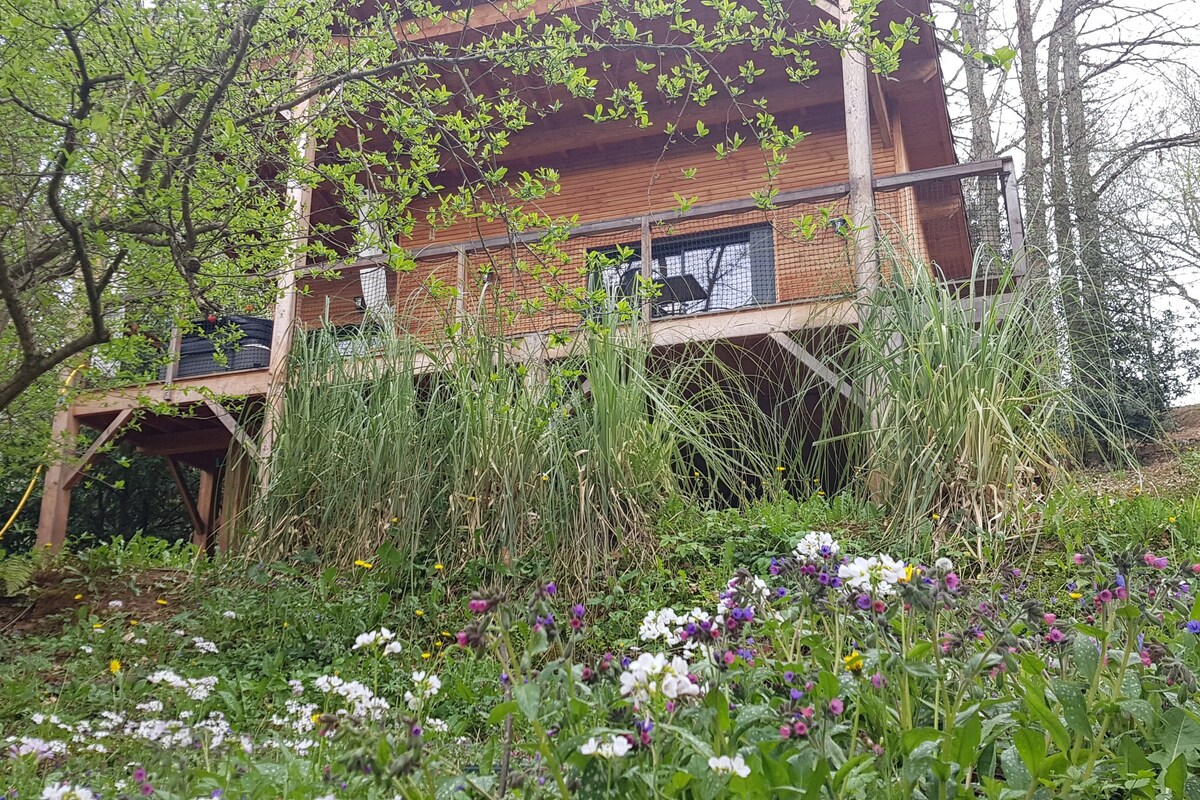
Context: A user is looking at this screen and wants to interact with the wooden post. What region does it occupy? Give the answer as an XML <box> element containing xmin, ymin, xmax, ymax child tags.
<box><xmin>840</xmin><ymin>0</ymin><xmax>877</xmax><ymax>293</ymax></box>
<box><xmin>1000</xmin><ymin>157</ymin><xmax>1027</xmax><ymax>276</ymax></box>
<box><xmin>195</xmin><ymin>469</ymin><xmax>219</xmax><ymax>553</ymax></box>
<box><xmin>162</xmin><ymin>324</ymin><xmax>182</xmax><ymax>402</ymax></box>
<box><xmin>35</xmin><ymin>405</ymin><xmax>80</xmax><ymax>550</ymax></box>
<box><xmin>214</xmin><ymin>444</ymin><xmax>250</xmax><ymax>553</ymax></box>
<box><xmin>258</xmin><ymin>75</ymin><xmax>318</xmax><ymax>483</ymax></box>
<box><xmin>640</xmin><ymin>217</ymin><xmax>653</xmax><ymax>322</ymax></box>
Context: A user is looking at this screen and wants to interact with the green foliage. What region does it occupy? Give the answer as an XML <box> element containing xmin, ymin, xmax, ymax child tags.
<box><xmin>248</xmin><ymin>319</ymin><xmax>777</xmax><ymax>586</ymax></box>
<box><xmin>7</xmin><ymin>525</ymin><xmax>1200</xmax><ymax>798</ymax></box>
<box><xmin>819</xmin><ymin>252</ymin><xmax>1130</xmax><ymax>553</ymax></box>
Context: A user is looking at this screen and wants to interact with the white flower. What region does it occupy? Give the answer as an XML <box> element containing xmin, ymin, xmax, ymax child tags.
<box><xmin>426</xmin><ymin>718</ymin><xmax>449</xmax><ymax>733</ymax></box>
<box><xmin>135</xmin><ymin>700</ymin><xmax>163</xmax><ymax>713</ymax></box>
<box><xmin>79</xmin><ymin>646</ymin><xmax>93</xmax><ymax>654</ymax></box>
<box><xmin>934</xmin><ymin>557</ymin><xmax>954</xmax><ymax>573</ymax></box>
<box><xmin>837</xmin><ymin>555</ymin><xmax>908</xmax><ymax>596</ymax></box>
<box><xmin>8</xmin><ymin>736</ymin><xmax>66</xmax><ymax>760</ymax></box>
<box><xmin>41</xmin><ymin>783</ymin><xmax>96</xmax><ymax>800</ymax></box>
<box><xmin>383</xmin><ymin>641</ymin><xmax>403</xmax><ymax>656</ymax></box>
<box><xmin>222</xmin><ymin>610</ymin><xmax>238</xmax><ymax>619</ymax></box>
<box><xmin>793</xmin><ymin>531</ymin><xmax>840</xmax><ymax>562</ymax></box>
<box><xmin>133</xmin><ymin>638</ymin><xmax>148</xmax><ymax>645</ymax></box>
<box><xmin>107</xmin><ymin>600</ymin><xmax>124</xmax><ymax>610</ymax></box>
<box><xmin>192</xmin><ymin>636</ymin><xmax>219</xmax><ymax>654</ymax></box>
<box><xmin>708</xmin><ymin>754</ymin><xmax>750</xmax><ymax>778</ymax></box>
<box><xmin>351</xmin><ymin>628</ymin><xmax>395</xmax><ymax>650</ymax></box>
<box><xmin>405</xmin><ymin>671</ymin><xmax>441</xmax><ymax>710</ymax></box>
<box><xmin>580</xmin><ymin>734</ymin><xmax>631</xmax><ymax>758</ymax></box>
<box><xmin>287</xmin><ymin>679</ymin><xmax>305</xmax><ymax>695</ymax></box>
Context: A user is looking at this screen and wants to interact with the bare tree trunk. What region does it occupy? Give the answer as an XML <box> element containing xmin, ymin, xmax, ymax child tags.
<box><xmin>958</xmin><ymin>0</ymin><xmax>1003</xmax><ymax>256</ymax></box>
<box><xmin>1061</xmin><ymin>3</ymin><xmax>1111</xmax><ymax>372</ymax></box>
<box><xmin>1015</xmin><ymin>0</ymin><xmax>1049</xmax><ymax>275</ymax></box>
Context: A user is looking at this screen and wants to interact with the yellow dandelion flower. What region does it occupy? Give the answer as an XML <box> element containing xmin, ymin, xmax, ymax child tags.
<box><xmin>391</xmin><ymin>517</ymin><xmax>399</xmax><ymax>524</ymax></box>
<box><xmin>775</xmin><ymin>466</ymin><xmax>786</xmax><ymax>472</ymax></box>
<box><xmin>156</xmin><ymin>598</ymin><xmax>168</xmax><ymax>606</ymax></box>
<box><xmin>354</xmin><ymin>560</ymin><xmax>373</xmax><ymax>570</ymax></box>
<box><xmin>414</xmin><ymin>609</ymin><xmax>424</xmax><ymax>617</ymax></box>
<box><xmin>435</xmin><ymin>641</ymin><xmax>443</xmax><ymax>648</ymax></box>
<box><xmin>311</xmin><ymin>712</ymin><xmax>321</xmax><ymax>724</ymax></box>
<box><xmin>693</xmin><ymin>471</ymin><xmax>701</xmax><ymax>478</ymax></box>
<box><xmin>283</xmin><ymin>621</ymin><xmax>289</xmax><ymax>629</ymax></box>
<box><xmin>130</xmin><ymin>620</ymin><xmax>138</xmax><ymax>626</ymax></box>
<box><xmin>1069</xmin><ymin>592</ymin><xmax>1082</xmax><ymax>599</ymax></box>
<box><xmin>931</xmin><ymin>513</ymin><xmax>940</xmax><ymax>521</ymax></box>
<box><xmin>1168</xmin><ymin>516</ymin><xmax>1177</xmax><ymax>524</ymax></box>
<box><xmin>74</xmin><ymin>594</ymin><xmax>83</xmax><ymax>601</ymax></box>
<box><xmin>109</xmin><ymin>659</ymin><xmax>121</xmax><ymax>674</ymax></box>
<box><xmin>434</xmin><ymin>563</ymin><xmax>444</xmax><ymax>570</ymax></box>
<box><xmin>816</xmin><ymin>490</ymin><xmax>825</xmax><ymax>497</ymax></box>
<box><xmin>92</xmin><ymin>623</ymin><xmax>104</xmax><ymax>629</ymax></box>
<box><xmin>442</xmin><ymin>631</ymin><xmax>452</xmax><ymax>637</ymax></box>
<box><xmin>541</xmin><ymin>474</ymin><xmax>549</xmax><ymax>482</ymax></box>
<box><xmin>421</xmin><ymin>652</ymin><xmax>431</xmax><ymax>659</ymax></box>
<box><xmin>843</xmin><ymin>650</ymin><xmax>864</xmax><ymax>673</ymax></box>
<box><xmin>898</xmin><ymin>565</ymin><xmax>916</xmax><ymax>584</ymax></box>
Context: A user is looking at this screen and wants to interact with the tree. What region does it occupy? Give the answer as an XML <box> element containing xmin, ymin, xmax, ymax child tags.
<box><xmin>0</xmin><ymin>0</ymin><xmax>924</xmax><ymax>417</ymax></box>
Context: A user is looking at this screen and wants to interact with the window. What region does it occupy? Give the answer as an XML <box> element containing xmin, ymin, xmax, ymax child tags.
<box><xmin>589</xmin><ymin>226</ymin><xmax>775</xmax><ymax>318</ymax></box>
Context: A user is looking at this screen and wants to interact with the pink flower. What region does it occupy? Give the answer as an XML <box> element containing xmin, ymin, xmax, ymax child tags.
<box><xmin>1045</xmin><ymin>628</ymin><xmax>1065</xmax><ymax>643</ymax></box>
<box><xmin>1043</xmin><ymin>613</ymin><xmax>1056</xmax><ymax>625</ymax></box>
<box><xmin>792</xmin><ymin>721</ymin><xmax>809</xmax><ymax>737</ymax></box>
<box><xmin>456</xmin><ymin>631</ymin><xmax>468</xmax><ymax>647</ymax></box>
<box><xmin>779</xmin><ymin>724</ymin><xmax>792</xmax><ymax>739</ymax></box>
<box><xmin>799</xmin><ymin>706</ymin><xmax>814</xmax><ymax>719</ymax></box>
<box><xmin>723</xmin><ymin>650</ymin><xmax>736</xmax><ymax>666</ymax></box>
<box><xmin>829</xmin><ymin>698</ymin><xmax>844</xmax><ymax>716</ymax></box>
<box><xmin>870</xmin><ymin>672</ymin><xmax>887</xmax><ymax>689</ymax></box>
<box><xmin>1116</xmin><ymin>587</ymin><xmax>1129</xmax><ymax>600</ymax></box>
<box><xmin>1073</xmin><ymin>553</ymin><xmax>1085</xmax><ymax>565</ymax></box>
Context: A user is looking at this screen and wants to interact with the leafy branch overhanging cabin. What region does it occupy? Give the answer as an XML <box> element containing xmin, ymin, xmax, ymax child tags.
<box><xmin>35</xmin><ymin>0</ymin><xmax>1025</xmax><ymax>552</ymax></box>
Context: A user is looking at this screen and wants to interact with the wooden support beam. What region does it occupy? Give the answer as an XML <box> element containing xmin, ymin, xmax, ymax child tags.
<box><xmin>196</xmin><ymin>469</ymin><xmax>219</xmax><ymax>553</ymax></box>
<box><xmin>136</xmin><ymin>427</ymin><xmax>232</xmax><ymax>457</ymax></box>
<box><xmin>165</xmin><ymin>457</ymin><xmax>206</xmax><ymax>545</ymax></box>
<box><xmin>259</xmin><ymin>68</ymin><xmax>319</xmax><ymax>475</ymax></box>
<box><xmin>840</xmin><ymin>0</ymin><xmax>877</xmax><ymax>293</ymax></box>
<box><xmin>870</xmin><ymin>76</ymin><xmax>893</xmax><ymax>149</ymax></box>
<box><xmin>162</xmin><ymin>326</ymin><xmax>182</xmax><ymax>402</ymax></box>
<box><xmin>769</xmin><ymin>332</ymin><xmax>857</xmax><ymax>405</ymax></box>
<box><xmin>202</xmin><ymin>398</ymin><xmax>260</xmax><ymax>461</ymax></box>
<box><xmin>640</xmin><ymin>217</ymin><xmax>653</xmax><ymax>323</ymax></box>
<box><xmin>1000</xmin><ymin>157</ymin><xmax>1027</xmax><ymax>276</ymax></box>
<box><xmin>35</xmin><ymin>404</ymin><xmax>81</xmax><ymax>550</ymax></box>
<box><xmin>63</xmin><ymin>409</ymin><xmax>135</xmax><ymax>491</ymax></box>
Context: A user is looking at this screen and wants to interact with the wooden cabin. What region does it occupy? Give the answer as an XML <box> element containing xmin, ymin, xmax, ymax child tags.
<box><xmin>35</xmin><ymin>0</ymin><xmax>1024</xmax><ymax>551</ymax></box>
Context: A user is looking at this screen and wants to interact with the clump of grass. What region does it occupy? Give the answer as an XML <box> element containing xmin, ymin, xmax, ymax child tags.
<box><xmin>817</xmin><ymin>250</ymin><xmax>1131</xmax><ymax>557</ymax></box>
<box><xmin>245</xmin><ymin>312</ymin><xmax>775</xmax><ymax>586</ymax></box>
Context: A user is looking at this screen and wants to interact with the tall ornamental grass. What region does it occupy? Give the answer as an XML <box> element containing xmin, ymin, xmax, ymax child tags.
<box><xmin>819</xmin><ymin>251</ymin><xmax>1129</xmax><ymax>554</ymax></box>
<box><xmin>245</xmin><ymin>314</ymin><xmax>776</xmax><ymax>583</ymax></box>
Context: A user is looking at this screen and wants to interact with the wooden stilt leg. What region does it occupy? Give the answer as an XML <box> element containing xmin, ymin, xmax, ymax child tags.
<box><xmin>36</xmin><ymin>407</ymin><xmax>80</xmax><ymax>550</ymax></box>
<box><xmin>195</xmin><ymin>470</ymin><xmax>218</xmax><ymax>553</ymax></box>
<box><xmin>214</xmin><ymin>445</ymin><xmax>248</xmax><ymax>554</ymax></box>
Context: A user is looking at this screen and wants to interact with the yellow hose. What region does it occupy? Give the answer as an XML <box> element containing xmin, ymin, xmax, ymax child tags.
<box><xmin>0</xmin><ymin>363</ymin><xmax>86</xmax><ymax>542</ymax></box>
<box><xmin>0</xmin><ymin>466</ymin><xmax>43</xmax><ymax>541</ymax></box>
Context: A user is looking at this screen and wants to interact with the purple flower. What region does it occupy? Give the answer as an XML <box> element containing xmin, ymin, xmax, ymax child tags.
<box><xmin>1098</xmin><ymin>589</ymin><xmax>1114</xmax><ymax>603</ymax></box>
<box><xmin>783</xmin><ymin>670</ymin><xmax>795</xmax><ymax>683</ymax></box>
<box><xmin>141</xmin><ymin>783</ymin><xmax>154</xmax><ymax>797</ymax></box>
<box><xmin>133</xmin><ymin>768</ymin><xmax>147</xmax><ymax>783</ymax></box>
<box><xmin>411</xmin><ymin>725</ymin><xmax>423</xmax><ymax>737</ymax></box>
<box><xmin>870</xmin><ymin>672</ymin><xmax>887</xmax><ymax>689</ymax></box>
<box><xmin>1186</xmin><ymin>620</ymin><xmax>1200</xmax><ymax>634</ymax></box>
<box><xmin>572</xmin><ymin>604</ymin><xmax>586</xmax><ymax>619</ymax></box>
<box><xmin>544</xmin><ymin>582</ymin><xmax>557</xmax><ymax>596</ymax></box>
<box><xmin>817</xmin><ymin>571</ymin><xmax>830</xmax><ymax>585</ymax></box>
<box><xmin>775</xmin><ymin>586</ymin><xmax>787</xmax><ymax>598</ymax></box>
<box><xmin>1046</xmin><ymin>628</ymin><xmax>1065</xmax><ymax>643</ymax></box>
<box><xmin>829</xmin><ymin>698</ymin><xmax>844</xmax><ymax>716</ymax></box>
<box><xmin>790</xmin><ymin>688</ymin><xmax>803</xmax><ymax>701</ymax></box>
<box><xmin>944</xmin><ymin>573</ymin><xmax>960</xmax><ymax>591</ymax></box>
<box><xmin>855</xmin><ymin>594</ymin><xmax>872</xmax><ymax>610</ymax></box>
